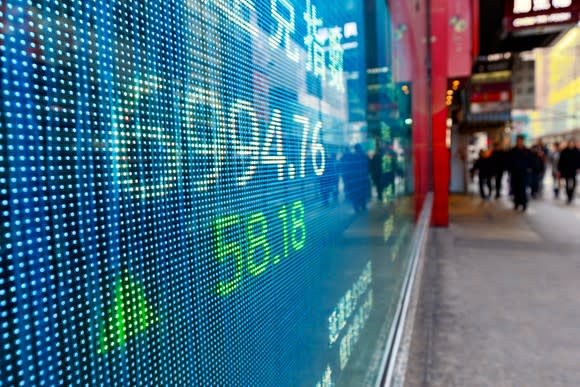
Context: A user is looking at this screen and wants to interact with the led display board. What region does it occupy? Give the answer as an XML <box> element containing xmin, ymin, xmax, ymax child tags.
<box><xmin>0</xmin><ymin>0</ymin><xmax>415</xmax><ymax>385</ymax></box>
<box><xmin>504</xmin><ymin>0</ymin><xmax>580</xmax><ymax>32</ymax></box>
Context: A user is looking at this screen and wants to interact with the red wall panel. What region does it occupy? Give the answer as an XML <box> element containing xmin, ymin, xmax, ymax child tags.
<box><xmin>431</xmin><ymin>0</ymin><xmax>450</xmax><ymax>226</ymax></box>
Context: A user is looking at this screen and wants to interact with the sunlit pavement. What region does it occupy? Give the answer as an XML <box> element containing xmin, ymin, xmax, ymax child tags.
<box><xmin>404</xmin><ymin>193</ymin><xmax>580</xmax><ymax>387</ymax></box>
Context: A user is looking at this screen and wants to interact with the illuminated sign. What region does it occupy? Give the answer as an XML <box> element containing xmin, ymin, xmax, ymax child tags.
<box><xmin>505</xmin><ymin>0</ymin><xmax>580</xmax><ymax>31</ymax></box>
<box><xmin>470</xmin><ymin>82</ymin><xmax>513</xmax><ymax>114</ymax></box>
<box><xmin>513</xmin><ymin>0</ymin><xmax>572</xmax><ymax>13</ymax></box>
<box><xmin>0</xmin><ymin>0</ymin><xmax>415</xmax><ymax>385</ymax></box>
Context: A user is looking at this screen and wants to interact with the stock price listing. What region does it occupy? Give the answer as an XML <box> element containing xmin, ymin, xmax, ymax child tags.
<box><xmin>0</xmin><ymin>0</ymin><xmax>408</xmax><ymax>385</ymax></box>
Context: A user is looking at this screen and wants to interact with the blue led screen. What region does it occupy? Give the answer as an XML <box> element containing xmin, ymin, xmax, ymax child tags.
<box><xmin>0</xmin><ymin>0</ymin><xmax>415</xmax><ymax>385</ymax></box>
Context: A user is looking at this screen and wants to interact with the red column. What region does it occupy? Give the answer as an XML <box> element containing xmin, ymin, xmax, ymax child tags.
<box><xmin>430</xmin><ymin>0</ymin><xmax>450</xmax><ymax>226</ymax></box>
<box><xmin>412</xmin><ymin>79</ymin><xmax>429</xmax><ymax>218</ymax></box>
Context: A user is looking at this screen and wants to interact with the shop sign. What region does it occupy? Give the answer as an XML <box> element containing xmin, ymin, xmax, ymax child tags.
<box><xmin>504</xmin><ymin>0</ymin><xmax>580</xmax><ymax>32</ymax></box>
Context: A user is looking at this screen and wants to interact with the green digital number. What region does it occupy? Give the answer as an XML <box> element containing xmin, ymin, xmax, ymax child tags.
<box><xmin>213</xmin><ymin>215</ymin><xmax>243</xmax><ymax>296</ymax></box>
<box><xmin>291</xmin><ymin>200</ymin><xmax>306</xmax><ymax>251</ymax></box>
<box><xmin>213</xmin><ymin>201</ymin><xmax>305</xmax><ymax>296</ymax></box>
<box><xmin>277</xmin><ymin>204</ymin><xmax>289</xmax><ymax>263</ymax></box>
<box><xmin>246</xmin><ymin>212</ymin><xmax>271</xmax><ymax>276</ymax></box>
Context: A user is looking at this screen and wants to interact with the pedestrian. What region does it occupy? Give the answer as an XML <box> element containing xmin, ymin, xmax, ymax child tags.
<box><xmin>529</xmin><ymin>146</ymin><xmax>546</xmax><ymax>199</ymax></box>
<box><xmin>342</xmin><ymin>144</ymin><xmax>370</xmax><ymax>212</ymax></box>
<box><xmin>537</xmin><ymin>139</ymin><xmax>549</xmax><ymax>194</ymax></box>
<box><xmin>370</xmin><ymin>142</ymin><xmax>397</xmax><ymax>202</ymax></box>
<box><xmin>370</xmin><ymin>145</ymin><xmax>384</xmax><ymax>201</ymax></box>
<box><xmin>489</xmin><ymin>142</ymin><xmax>506</xmax><ymax>199</ymax></box>
<box><xmin>557</xmin><ymin>139</ymin><xmax>580</xmax><ymax>204</ymax></box>
<box><xmin>549</xmin><ymin>142</ymin><xmax>561</xmax><ymax>198</ymax></box>
<box><xmin>471</xmin><ymin>149</ymin><xmax>493</xmax><ymax>200</ymax></box>
<box><xmin>320</xmin><ymin>152</ymin><xmax>339</xmax><ymax>206</ymax></box>
<box><xmin>509</xmin><ymin>135</ymin><xmax>533</xmax><ymax>211</ymax></box>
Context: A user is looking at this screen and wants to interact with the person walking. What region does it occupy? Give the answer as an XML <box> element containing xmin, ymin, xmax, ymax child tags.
<box><xmin>536</xmin><ymin>139</ymin><xmax>549</xmax><ymax>194</ymax></box>
<box><xmin>489</xmin><ymin>142</ymin><xmax>506</xmax><ymax>199</ymax></box>
<box><xmin>471</xmin><ymin>149</ymin><xmax>493</xmax><ymax>200</ymax></box>
<box><xmin>557</xmin><ymin>139</ymin><xmax>580</xmax><ymax>204</ymax></box>
<box><xmin>529</xmin><ymin>146</ymin><xmax>546</xmax><ymax>199</ymax></box>
<box><xmin>370</xmin><ymin>146</ymin><xmax>384</xmax><ymax>201</ymax></box>
<box><xmin>342</xmin><ymin>144</ymin><xmax>370</xmax><ymax>212</ymax></box>
<box><xmin>320</xmin><ymin>153</ymin><xmax>339</xmax><ymax>206</ymax></box>
<box><xmin>549</xmin><ymin>142</ymin><xmax>562</xmax><ymax>198</ymax></box>
<box><xmin>509</xmin><ymin>135</ymin><xmax>533</xmax><ymax>211</ymax></box>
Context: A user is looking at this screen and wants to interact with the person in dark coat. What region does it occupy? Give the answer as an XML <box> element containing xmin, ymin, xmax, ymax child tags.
<box><xmin>471</xmin><ymin>150</ymin><xmax>493</xmax><ymax>200</ymax></box>
<box><xmin>557</xmin><ymin>139</ymin><xmax>580</xmax><ymax>204</ymax></box>
<box><xmin>549</xmin><ymin>142</ymin><xmax>562</xmax><ymax>198</ymax></box>
<box><xmin>529</xmin><ymin>146</ymin><xmax>546</xmax><ymax>199</ymax></box>
<box><xmin>370</xmin><ymin>147</ymin><xmax>384</xmax><ymax>201</ymax></box>
<box><xmin>370</xmin><ymin>143</ymin><xmax>397</xmax><ymax>202</ymax></box>
<box><xmin>489</xmin><ymin>142</ymin><xmax>506</xmax><ymax>199</ymax></box>
<box><xmin>320</xmin><ymin>153</ymin><xmax>339</xmax><ymax>206</ymax></box>
<box><xmin>341</xmin><ymin>144</ymin><xmax>370</xmax><ymax>212</ymax></box>
<box><xmin>509</xmin><ymin>135</ymin><xmax>533</xmax><ymax>211</ymax></box>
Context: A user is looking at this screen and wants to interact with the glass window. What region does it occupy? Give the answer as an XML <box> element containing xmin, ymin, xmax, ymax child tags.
<box><xmin>0</xmin><ymin>0</ymin><xmax>417</xmax><ymax>385</ymax></box>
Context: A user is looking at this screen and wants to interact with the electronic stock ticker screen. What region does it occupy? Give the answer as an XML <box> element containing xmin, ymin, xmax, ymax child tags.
<box><xmin>0</xmin><ymin>0</ymin><xmax>415</xmax><ymax>385</ymax></box>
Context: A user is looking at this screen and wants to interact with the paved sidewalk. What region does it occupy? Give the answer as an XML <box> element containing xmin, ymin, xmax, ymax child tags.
<box><xmin>405</xmin><ymin>195</ymin><xmax>580</xmax><ymax>387</ymax></box>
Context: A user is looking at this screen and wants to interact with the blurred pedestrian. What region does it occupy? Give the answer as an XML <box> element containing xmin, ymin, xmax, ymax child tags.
<box><xmin>529</xmin><ymin>146</ymin><xmax>546</xmax><ymax>199</ymax></box>
<box><xmin>537</xmin><ymin>139</ymin><xmax>549</xmax><ymax>193</ymax></box>
<box><xmin>370</xmin><ymin>146</ymin><xmax>384</xmax><ymax>201</ymax></box>
<box><xmin>549</xmin><ymin>142</ymin><xmax>562</xmax><ymax>198</ymax></box>
<box><xmin>471</xmin><ymin>149</ymin><xmax>493</xmax><ymax>200</ymax></box>
<box><xmin>320</xmin><ymin>153</ymin><xmax>339</xmax><ymax>206</ymax></box>
<box><xmin>489</xmin><ymin>141</ymin><xmax>506</xmax><ymax>199</ymax></box>
<box><xmin>509</xmin><ymin>135</ymin><xmax>533</xmax><ymax>211</ymax></box>
<box><xmin>370</xmin><ymin>143</ymin><xmax>397</xmax><ymax>202</ymax></box>
<box><xmin>557</xmin><ymin>139</ymin><xmax>580</xmax><ymax>205</ymax></box>
<box><xmin>342</xmin><ymin>144</ymin><xmax>370</xmax><ymax>212</ymax></box>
